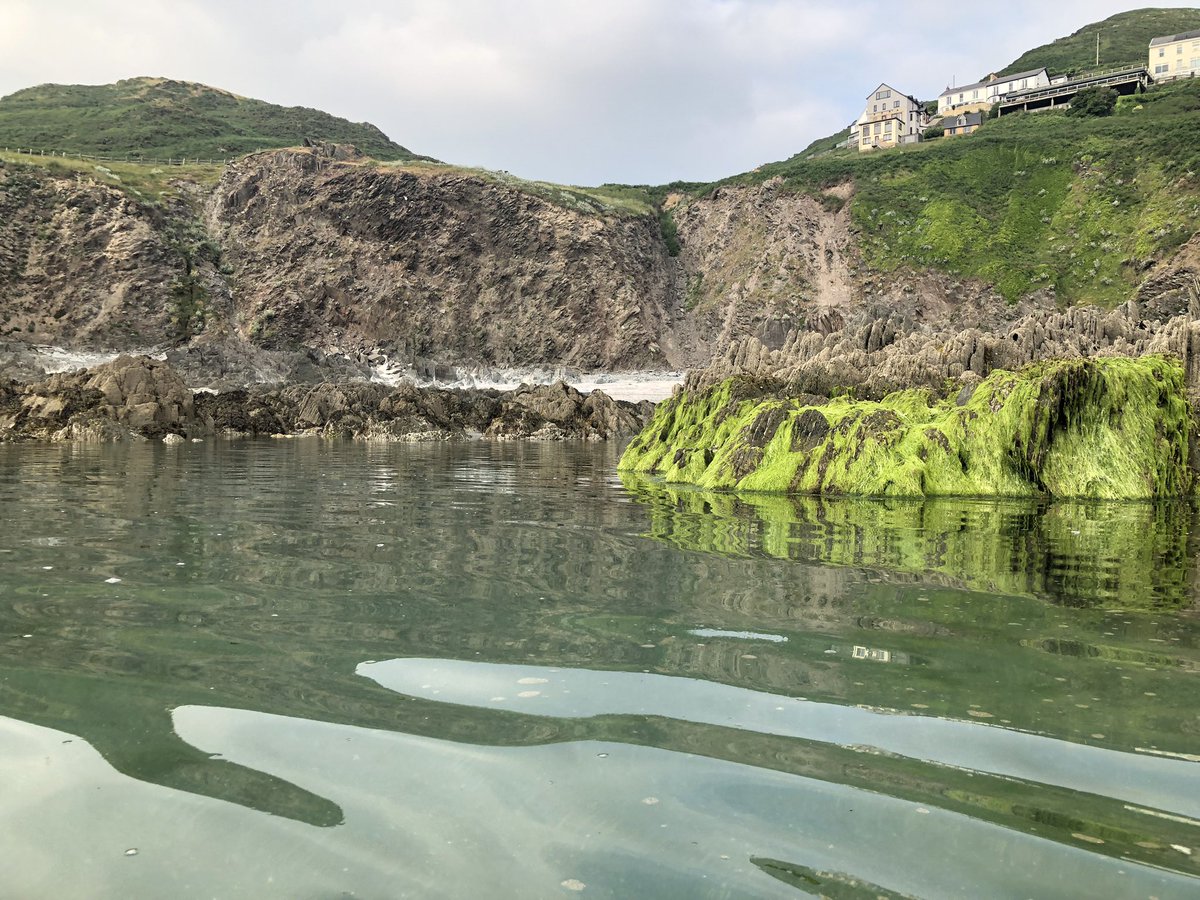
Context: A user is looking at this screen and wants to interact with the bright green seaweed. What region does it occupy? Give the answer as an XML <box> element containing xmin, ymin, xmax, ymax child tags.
<box><xmin>619</xmin><ymin>357</ymin><xmax>1193</xmax><ymax>500</ymax></box>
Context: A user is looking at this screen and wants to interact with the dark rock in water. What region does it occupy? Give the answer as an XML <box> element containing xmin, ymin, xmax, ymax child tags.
<box><xmin>0</xmin><ymin>356</ymin><xmax>651</xmax><ymax>443</ymax></box>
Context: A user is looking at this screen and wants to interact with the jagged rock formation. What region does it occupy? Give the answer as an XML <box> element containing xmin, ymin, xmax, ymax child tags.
<box><xmin>0</xmin><ymin>150</ymin><xmax>1064</xmax><ymax>381</ymax></box>
<box><xmin>620</xmin><ymin>357</ymin><xmax>1193</xmax><ymax>500</ymax></box>
<box><xmin>208</xmin><ymin>147</ymin><xmax>675</xmax><ymax>370</ymax></box>
<box><xmin>687</xmin><ymin>288</ymin><xmax>1200</xmax><ymax>400</ymax></box>
<box><xmin>0</xmin><ymin>355</ymin><xmax>651</xmax><ymax>443</ymax></box>
<box><xmin>0</xmin><ymin>165</ymin><xmax>187</xmax><ymax>347</ymax></box>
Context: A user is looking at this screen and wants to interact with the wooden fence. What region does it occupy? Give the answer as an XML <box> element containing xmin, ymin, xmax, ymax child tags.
<box><xmin>1</xmin><ymin>147</ymin><xmax>229</xmax><ymax>166</ymax></box>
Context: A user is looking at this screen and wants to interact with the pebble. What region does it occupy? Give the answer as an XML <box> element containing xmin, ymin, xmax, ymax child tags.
<box><xmin>104</xmin><ymin>577</ymin><xmax>121</xmax><ymax>584</ymax></box>
<box><xmin>124</xmin><ymin>848</ymin><xmax>138</xmax><ymax>857</ymax></box>
<box><xmin>561</xmin><ymin>879</ymin><xmax>586</xmax><ymax>892</ymax></box>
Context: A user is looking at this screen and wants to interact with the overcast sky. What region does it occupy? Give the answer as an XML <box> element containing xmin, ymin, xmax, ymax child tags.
<box><xmin>1</xmin><ymin>1</ymin><xmax>1193</xmax><ymax>185</ymax></box>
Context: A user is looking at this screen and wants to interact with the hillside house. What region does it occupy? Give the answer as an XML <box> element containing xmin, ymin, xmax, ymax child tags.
<box><xmin>943</xmin><ymin>111</ymin><xmax>983</xmax><ymax>136</ymax></box>
<box><xmin>937</xmin><ymin>68</ymin><xmax>1050</xmax><ymax>114</ymax></box>
<box><xmin>854</xmin><ymin>84</ymin><xmax>928</xmax><ymax>151</ymax></box>
<box><xmin>1150</xmin><ymin>29</ymin><xmax>1200</xmax><ymax>81</ymax></box>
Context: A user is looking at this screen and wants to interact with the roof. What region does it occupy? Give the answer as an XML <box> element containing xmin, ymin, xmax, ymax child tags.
<box><xmin>940</xmin><ymin>67</ymin><xmax>1047</xmax><ymax>97</ymax></box>
<box><xmin>864</xmin><ymin>83</ymin><xmax>918</xmax><ymax>102</ymax></box>
<box><xmin>947</xmin><ymin>111</ymin><xmax>984</xmax><ymax>127</ymax></box>
<box><xmin>1150</xmin><ymin>29</ymin><xmax>1200</xmax><ymax>46</ymax></box>
<box><xmin>1001</xmin><ymin>67</ymin><xmax>1050</xmax><ymax>82</ymax></box>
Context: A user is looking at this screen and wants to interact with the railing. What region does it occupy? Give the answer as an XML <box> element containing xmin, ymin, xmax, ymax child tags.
<box><xmin>1</xmin><ymin>147</ymin><xmax>229</xmax><ymax>166</ymax></box>
<box><xmin>999</xmin><ymin>68</ymin><xmax>1149</xmax><ymax>105</ymax></box>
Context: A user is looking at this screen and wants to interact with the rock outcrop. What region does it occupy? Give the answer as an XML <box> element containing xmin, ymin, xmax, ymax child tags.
<box><xmin>620</xmin><ymin>357</ymin><xmax>1193</xmax><ymax>500</ymax></box>
<box><xmin>208</xmin><ymin>148</ymin><xmax>675</xmax><ymax>370</ymax></box>
<box><xmin>0</xmin><ymin>355</ymin><xmax>651</xmax><ymax>443</ymax></box>
<box><xmin>686</xmin><ymin>292</ymin><xmax>1200</xmax><ymax>400</ymax></box>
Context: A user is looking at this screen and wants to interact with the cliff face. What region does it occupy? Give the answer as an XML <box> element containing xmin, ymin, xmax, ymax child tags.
<box><xmin>666</xmin><ymin>179</ymin><xmax>1020</xmax><ymax>357</ymax></box>
<box><xmin>2</xmin><ymin>146</ymin><xmax>1198</xmax><ymax>384</ymax></box>
<box><xmin>209</xmin><ymin>150</ymin><xmax>677</xmax><ymax>370</ymax></box>
<box><xmin>0</xmin><ymin>162</ymin><xmax>189</xmax><ymax>347</ymax></box>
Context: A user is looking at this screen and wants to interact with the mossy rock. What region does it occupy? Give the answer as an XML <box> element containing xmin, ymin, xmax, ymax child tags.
<box><xmin>619</xmin><ymin>356</ymin><xmax>1192</xmax><ymax>500</ymax></box>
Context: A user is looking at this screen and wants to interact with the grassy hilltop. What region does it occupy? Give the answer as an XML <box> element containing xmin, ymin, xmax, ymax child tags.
<box><xmin>0</xmin><ymin>77</ymin><xmax>423</xmax><ymax>162</ymax></box>
<box><xmin>1000</xmin><ymin>7</ymin><xmax>1200</xmax><ymax>76</ymax></box>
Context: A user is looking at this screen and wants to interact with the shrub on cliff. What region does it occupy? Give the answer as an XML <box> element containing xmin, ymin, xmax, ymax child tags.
<box><xmin>1069</xmin><ymin>87</ymin><xmax>1118</xmax><ymax>118</ymax></box>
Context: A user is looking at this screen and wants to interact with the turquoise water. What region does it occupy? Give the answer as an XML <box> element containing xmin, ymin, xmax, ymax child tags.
<box><xmin>0</xmin><ymin>439</ymin><xmax>1196</xmax><ymax>898</ymax></box>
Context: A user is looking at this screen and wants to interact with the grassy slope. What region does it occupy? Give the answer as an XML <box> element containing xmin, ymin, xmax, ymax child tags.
<box><xmin>1000</xmin><ymin>7</ymin><xmax>1200</xmax><ymax>77</ymax></box>
<box><xmin>0</xmin><ymin>77</ymin><xmax>423</xmax><ymax>162</ymax></box>
<box><xmin>717</xmin><ymin>78</ymin><xmax>1200</xmax><ymax>306</ymax></box>
<box><xmin>0</xmin><ymin>149</ymin><xmax>223</xmax><ymax>204</ymax></box>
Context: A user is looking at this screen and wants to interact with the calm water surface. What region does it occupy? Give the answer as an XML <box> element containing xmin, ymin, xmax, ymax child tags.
<box><xmin>0</xmin><ymin>440</ymin><xmax>1197</xmax><ymax>899</ymax></box>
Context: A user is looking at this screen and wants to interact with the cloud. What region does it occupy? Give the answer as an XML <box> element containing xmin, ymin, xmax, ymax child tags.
<box><xmin>1</xmin><ymin>1</ymin><xmax>1195</xmax><ymax>184</ymax></box>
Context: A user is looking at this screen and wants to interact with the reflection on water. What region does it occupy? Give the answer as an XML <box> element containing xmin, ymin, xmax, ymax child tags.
<box><xmin>621</xmin><ymin>474</ymin><xmax>1200</xmax><ymax>610</ymax></box>
<box><xmin>0</xmin><ymin>440</ymin><xmax>1197</xmax><ymax>898</ymax></box>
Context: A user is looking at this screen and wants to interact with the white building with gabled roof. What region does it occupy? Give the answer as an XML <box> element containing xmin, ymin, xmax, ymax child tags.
<box><xmin>1150</xmin><ymin>29</ymin><xmax>1200</xmax><ymax>81</ymax></box>
<box><xmin>853</xmin><ymin>83</ymin><xmax>928</xmax><ymax>152</ymax></box>
<box><xmin>937</xmin><ymin>68</ymin><xmax>1050</xmax><ymax>115</ymax></box>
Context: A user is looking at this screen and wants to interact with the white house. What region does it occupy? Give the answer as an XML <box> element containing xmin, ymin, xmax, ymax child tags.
<box><xmin>854</xmin><ymin>84</ymin><xmax>928</xmax><ymax>152</ymax></box>
<box><xmin>937</xmin><ymin>68</ymin><xmax>1051</xmax><ymax>114</ymax></box>
<box><xmin>1150</xmin><ymin>29</ymin><xmax>1200</xmax><ymax>81</ymax></box>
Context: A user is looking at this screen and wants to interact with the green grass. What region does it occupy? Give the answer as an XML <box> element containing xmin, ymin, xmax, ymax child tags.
<box><xmin>699</xmin><ymin>78</ymin><xmax>1200</xmax><ymax>306</ymax></box>
<box><xmin>999</xmin><ymin>7</ymin><xmax>1200</xmax><ymax>77</ymax></box>
<box><xmin>0</xmin><ymin>77</ymin><xmax>423</xmax><ymax>162</ymax></box>
<box><xmin>0</xmin><ymin>149</ymin><xmax>223</xmax><ymax>204</ymax></box>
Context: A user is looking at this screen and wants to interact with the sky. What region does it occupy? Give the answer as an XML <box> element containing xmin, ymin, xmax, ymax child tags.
<box><xmin>0</xmin><ymin>1</ymin><xmax>1194</xmax><ymax>185</ymax></box>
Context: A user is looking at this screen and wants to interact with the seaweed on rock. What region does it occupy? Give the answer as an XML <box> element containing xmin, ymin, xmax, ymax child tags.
<box><xmin>618</xmin><ymin>357</ymin><xmax>1192</xmax><ymax>500</ymax></box>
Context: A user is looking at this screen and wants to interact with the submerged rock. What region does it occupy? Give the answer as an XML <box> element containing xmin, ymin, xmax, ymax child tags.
<box><xmin>619</xmin><ymin>357</ymin><xmax>1192</xmax><ymax>500</ymax></box>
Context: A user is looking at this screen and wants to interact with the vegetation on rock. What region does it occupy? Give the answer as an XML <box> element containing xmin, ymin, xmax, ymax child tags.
<box><xmin>619</xmin><ymin>356</ymin><xmax>1192</xmax><ymax>500</ymax></box>
<box><xmin>712</xmin><ymin>79</ymin><xmax>1200</xmax><ymax>305</ymax></box>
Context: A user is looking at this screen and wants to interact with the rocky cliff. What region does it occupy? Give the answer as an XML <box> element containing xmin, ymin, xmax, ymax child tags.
<box><xmin>208</xmin><ymin>148</ymin><xmax>675</xmax><ymax>370</ymax></box>
<box><xmin>0</xmin><ymin>147</ymin><xmax>1056</xmax><ymax>382</ymax></box>
<box><xmin>2</xmin><ymin>142</ymin><xmax>1199</xmax><ymax>388</ymax></box>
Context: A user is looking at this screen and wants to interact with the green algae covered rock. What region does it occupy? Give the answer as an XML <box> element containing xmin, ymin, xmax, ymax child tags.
<box><xmin>619</xmin><ymin>356</ymin><xmax>1193</xmax><ymax>500</ymax></box>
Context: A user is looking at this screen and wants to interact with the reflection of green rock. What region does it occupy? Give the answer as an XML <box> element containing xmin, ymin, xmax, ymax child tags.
<box><xmin>619</xmin><ymin>357</ymin><xmax>1192</xmax><ymax>499</ymax></box>
<box><xmin>619</xmin><ymin>477</ymin><xmax>1199</xmax><ymax>609</ymax></box>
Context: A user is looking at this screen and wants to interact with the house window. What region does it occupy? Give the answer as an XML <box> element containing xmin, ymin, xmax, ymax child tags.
<box><xmin>874</xmin><ymin>123</ymin><xmax>881</xmax><ymax>134</ymax></box>
<box><xmin>1192</xmin><ymin>57</ymin><xmax>1200</xmax><ymax>69</ymax></box>
<box><xmin>1159</xmin><ymin>47</ymin><xmax>1165</xmax><ymax>57</ymax></box>
<box><xmin>1179</xmin><ymin>45</ymin><xmax>1184</xmax><ymax>54</ymax></box>
<box><xmin>893</xmin><ymin>100</ymin><xmax>900</xmax><ymax>108</ymax></box>
<box><xmin>876</xmin><ymin>89</ymin><xmax>891</xmax><ymax>100</ymax></box>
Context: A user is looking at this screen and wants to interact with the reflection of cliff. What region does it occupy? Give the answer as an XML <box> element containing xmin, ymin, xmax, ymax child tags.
<box><xmin>620</xmin><ymin>474</ymin><xmax>1200</xmax><ymax>611</ymax></box>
